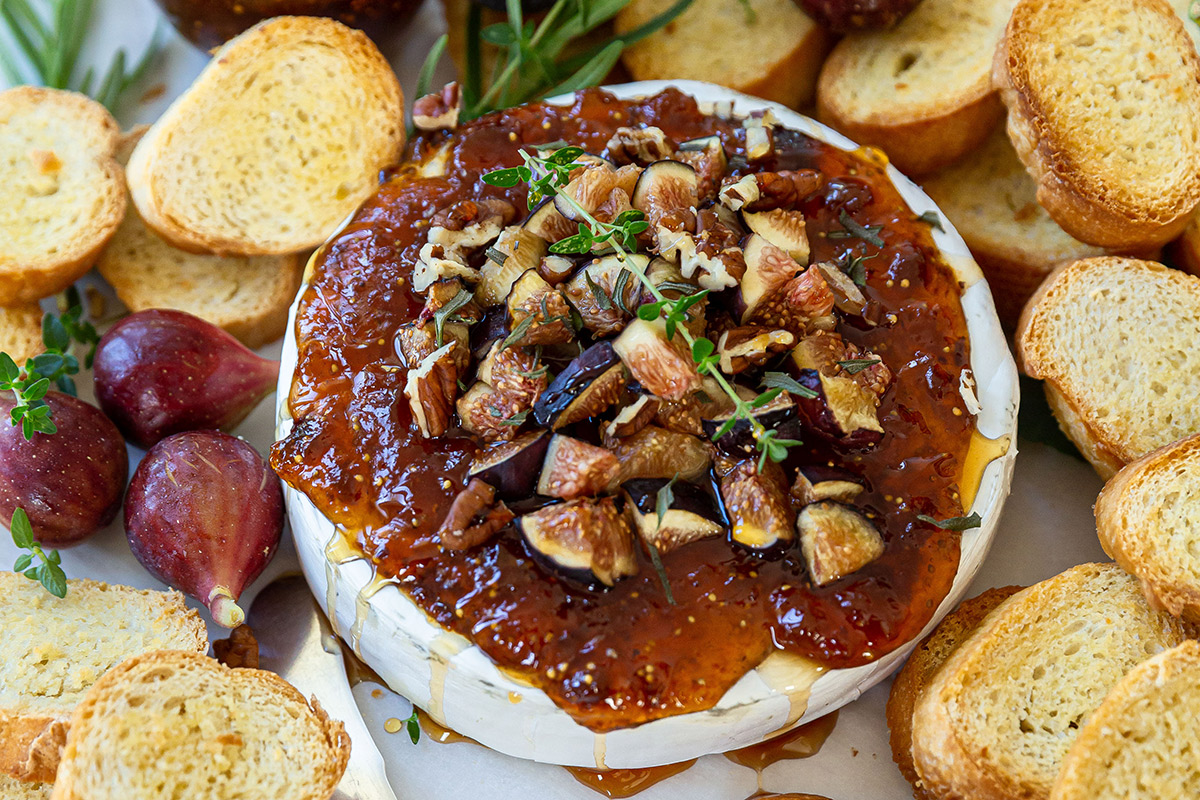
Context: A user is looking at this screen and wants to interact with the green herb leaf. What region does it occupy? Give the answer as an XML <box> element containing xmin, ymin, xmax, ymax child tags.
<box><xmin>482</xmin><ymin>167</ymin><xmax>525</xmax><ymax>188</ymax></box>
<box><xmin>415</xmin><ymin>33</ymin><xmax>449</xmax><ymax>102</ymax></box>
<box><xmin>9</xmin><ymin>507</ymin><xmax>66</xmax><ymax>598</ymax></box>
<box><xmin>485</xmin><ymin>246</ymin><xmax>508</xmax><ymax>266</ymax></box>
<box><xmin>837</xmin><ymin>251</ymin><xmax>875</xmax><ymax>287</ymax></box>
<box><xmin>10</xmin><ymin>508</ymin><xmax>33</xmax><ymax>549</ymax></box>
<box><xmin>499</xmin><ymin>409</ymin><xmax>529</xmax><ymax>426</ymax></box>
<box><xmin>655</xmin><ymin>474</ymin><xmax>678</xmax><ymax>530</ymax></box>
<box><xmin>917</xmin><ymin>210</ymin><xmax>944</xmax><ymax>232</ymax></box>
<box><xmin>432</xmin><ymin>289</ymin><xmax>475</xmax><ymax>348</ymax></box>
<box><xmin>837</xmin><ymin>358</ymin><xmax>882</xmax><ymax>375</ymax></box>
<box><xmin>584</xmin><ymin>271</ymin><xmax>613</xmax><ymax>311</ymax></box>
<box><xmin>749</xmin><ymin>387</ymin><xmax>783</xmax><ymax>408</ymax></box>
<box><xmin>39</xmin><ymin>562</ymin><xmax>67</xmax><ymax>599</ymax></box>
<box><xmin>501</xmin><ymin>314</ymin><xmax>537</xmax><ymax>350</ymax></box>
<box><xmin>405</xmin><ymin>710</ymin><xmax>421</xmax><ymax>745</ymax></box>
<box><xmin>760</xmin><ymin>372</ymin><xmax>819</xmax><ymax>399</ymax></box>
<box><xmin>829</xmin><ymin>210</ymin><xmax>885</xmax><ymax>248</ymax></box>
<box><xmin>916</xmin><ymin>512</ymin><xmax>982</xmax><ymax>531</ymax></box>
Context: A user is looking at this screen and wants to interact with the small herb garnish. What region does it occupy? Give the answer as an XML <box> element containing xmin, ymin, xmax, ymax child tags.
<box><xmin>648</xmin><ymin>475</ymin><xmax>678</xmax><ymax>606</ymax></box>
<box><xmin>484</xmin><ymin>246</ymin><xmax>508</xmax><ymax>266</ymax></box>
<box><xmin>585</xmin><ymin>271</ymin><xmax>613</xmax><ymax>311</ymax></box>
<box><xmin>738</xmin><ymin>0</ymin><xmax>758</xmax><ymax>23</ymax></box>
<box><xmin>836</xmin><ymin>250</ymin><xmax>876</xmax><ymax>288</ymax></box>
<box><xmin>404</xmin><ymin>709</ymin><xmax>421</xmax><ymax>745</ymax></box>
<box><xmin>483</xmin><ymin>149</ymin><xmax>805</xmax><ymax>470</ymax></box>
<box><xmin>0</xmin><ymin>0</ymin><xmax>163</xmax><ymax>113</ymax></box>
<box><xmin>417</xmin><ymin>0</ymin><xmax>693</xmax><ymax>122</ymax></box>
<box><xmin>10</xmin><ymin>508</ymin><xmax>66</xmax><ymax>598</ymax></box>
<box><xmin>499</xmin><ymin>410</ymin><xmax>529</xmax><ymax>426</ymax></box>
<box><xmin>917</xmin><ymin>512</ymin><xmax>982</xmax><ymax>531</ymax></box>
<box><xmin>500</xmin><ymin>314</ymin><xmax>537</xmax><ymax>350</ymax></box>
<box><xmin>611</xmin><ymin>269</ymin><xmax>634</xmax><ymax>314</ymax></box>
<box><xmin>838</xmin><ymin>358</ymin><xmax>882</xmax><ymax>375</ymax></box>
<box><xmin>828</xmin><ymin>210</ymin><xmax>885</xmax><ymax>248</ymax></box>
<box><xmin>760</xmin><ymin>372</ymin><xmax>819</xmax><ymax>399</ymax></box>
<box><xmin>917</xmin><ymin>210</ymin><xmax>944</xmax><ymax>232</ymax></box>
<box><xmin>0</xmin><ymin>289</ymin><xmax>98</xmax><ymax>440</ymax></box>
<box><xmin>432</xmin><ymin>289</ymin><xmax>475</xmax><ymax>348</ymax></box>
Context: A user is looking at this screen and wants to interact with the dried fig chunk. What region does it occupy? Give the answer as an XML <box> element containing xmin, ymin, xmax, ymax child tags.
<box><xmin>609</xmin><ymin>425</ymin><xmax>713</xmax><ymax>485</ymax></box>
<box><xmin>505</xmin><ymin>270</ymin><xmax>575</xmax><ymax>347</ymax></box>
<box><xmin>537</xmin><ymin>434</ymin><xmax>621</xmax><ymax>500</ymax></box>
<box><xmin>744</xmin><ymin>209</ymin><xmax>810</xmax><ymax>263</ymax></box>
<box><xmin>612</xmin><ymin>317</ymin><xmax>701</xmax><ymax>401</ymax></box>
<box><xmin>675</xmin><ymin>136</ymin><xmax>728</xmax><ymax>202</ymax></box>
<box><xmin>469</xmin><ymin>430</ymin><xmax>551</xmax><ymax>499</ymax></box>
<box><xmin>632</xmin><ymin>160</ymin><xmax>700</xmax><ymax>231</ymax></box>
<box><xmin>517</xmin><ymin>497</ymin><xmax>637</xmax><ymax>587</ymax></box>
<box><xmin>478</xmin><ymin>226</ymin><xmax>548</xmax><ymax>306</ymax></box>
<box><xmin>797</xmin><ymin>501</ymin><xmax>884</xmax><ymax>586</ymax></box>
<box><xmin>791</xmin><ymin>331</ymin><xmax>892</xmax><ymax>398</ymax></box>
<box><xmin>718</xmin><ymin>458</ymin><xmax>795</xmax><ymax>550</ymax></box>
<box><xmin>792</xmin><ymin>369</ymin><xmax>884</xmax><ymax>448</ymax></box>
<box><xmin>719</xmin><ymin>169</ymin><xmax>825</xmax><ymax>212</ymax></box>
<box><xmin>738</xmin><ymin>234</ymin><xmax>805</xmax><ymax>325</ymax></box>
<box><xmin>602</xmin><ymin>394</ymin><xmax>661</xmax><ymax>442</ymax></box>
<box><xmin>702</xmin><ymin>391</ymin><xmax>800</xmax><ymax>458</ymax></box>
<box><xmin>459</xmin><ymin>344</ymin><xmax>548</xmax><ymax>440</ymax></box>
<box><xmin>623</xmin><ymin>478</ymin><xmax>724</xmax><ymax>555</ymax></box>
<box><xmin>532</xmin><ymin>341</ymin><xmax>628</xmax><ymax>429</ymax></box>
<box><xmin>562</xmin><ymin>254</ymin><xmax>645</xmax><ymax>336</ymax></box>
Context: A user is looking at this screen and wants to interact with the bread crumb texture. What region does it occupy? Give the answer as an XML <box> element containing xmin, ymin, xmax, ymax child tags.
<box><xmin>1052</xmin><ymin>640</ymin><xmax>1200</xmax><ymax>800</ymax></box>
<box><xmin>0</xmin><ymin>775</ymin><xmax>50</xmax><ymax>799</ymax></box>
<box><xmin>1019</xmin><ymin>257</ymin><xmax>1200</xmax><ymax>464</ymax></box>
<box><xmin>54</xmin><ymin>651</ymin><xmax>349</xmax><ymax>800</ymax></box>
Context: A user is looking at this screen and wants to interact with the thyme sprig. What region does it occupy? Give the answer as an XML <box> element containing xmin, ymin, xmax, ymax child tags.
<box><xmin>0</xmin><ymin>0</ymin><xmax>162</xmax><ymax>112</ymax></box>
<box><xmin>483</xmin><ymin>149</ymin><xmax>805</xmax><ymax>472</ymax></box>
<box><xmin>418</xmin><ymin>0</ymin><xmax>693</xmax><ymax>122</ymax></box>
<box><xmin>0</xmin><ymin>289</ymin><xmax>98</xmax><ymax>440</ymax></box>
<box><xmin>9</xmin><ymin>508</ymin><xmax>66</xmax><ymax>598</ymax></box>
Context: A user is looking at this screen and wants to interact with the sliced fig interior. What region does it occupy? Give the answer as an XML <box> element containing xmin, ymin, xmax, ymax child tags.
<box><xmin>797</xmin><ymin>501</ymin><xmax>884</xmax><ymax>586</ymax></box>
<box><xmin>469</xmin><ymin>430</ymin><xmax>551</xmax><ymax>498</ymax></box>
<box><xmin>517</xmin><ymin>497</ymin><xmax>638</xmax><ymax>587</ymax></box>
<box><xmin>623</xmin><ymin>478</ymin><xmax>724</xmax><ymax>555</ymax></box>
<box><xmin>532</xmin><ymin>341</ymin><xmax>628</xmax><ymax>429</ymax></box>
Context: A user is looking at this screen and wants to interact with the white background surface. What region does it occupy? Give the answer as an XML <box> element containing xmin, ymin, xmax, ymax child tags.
<box><xmin>0</xmin><ymin>1</ymin><xmax>1112</xmax><ymax>797</ymax></box>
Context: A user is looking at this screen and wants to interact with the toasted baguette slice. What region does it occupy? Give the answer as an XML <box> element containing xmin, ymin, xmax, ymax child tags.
<box><xmin>922</xmin><ymin>126</ymin><xmax>1112</xmax><ymax>326</ymax></box>
<box><xmin>99</xmin><ymin>129</ymin><xmax>303</xmax><ymax>349</ymax></box>
<box><xmin>0</xmin><ymin>776</ymin><xmax>49</xmax><ymax>799</ymax></box>
<box><xmin>615</xmin><ymin>0</ymin><xmax>832</xmax><ymax>110</ymax></box>
<box><xmin>127</xmin><ymin>16</ymin><xmax>403</xmax><ymax>257</ymax></box>
<box><xmin>1051</xmin><ymin>640</ymin><xmax>1200</xmax><ymax>800</ymax></box>
<box><xmin>1095</xmin><ymin>434</ymin><xmax>1200</xmax><ymax>621</ymax></box>
<box><xmin>0</xmin><ymin>575</ymin><xmax>207</xmax><ymax>783</ymax></box>
<box><xmin>886</xmin><ymin>585</ymin><xmax>1023</xmax><ymax>800</ymax></box>
<box><xmin>1168</xmin><ymin>214</ymin><xmax>1200</xmax><ymax>276</ymax></box>
<box><xmin>0</xmin><ymin>88</ymin><xmax>124</xmax><ymax>304</ymax></box>
<box><xmin>1017</xmin><ymin>256</ymin><xmax>1200</xmax><ymax>479</ymax></box>
<box><xmin>815</xmin><ymin>0</ymin><xmax>1014</xmax><ymax>176</ymax></box>
<box><xmin>911</xmin><ymin>563</ymin><xmax>1190</xmax><ymax>800</ymax></box>
<box><xmin>0</xmin><ymin>305</ymin><xmax>44</xmax><ymax>365</ymax></box>
<box><xmin>994</xmin><ymin>0</ymin><xmax>1200</xmax><ymax>250</ymax></box>
<box><xmin>50</xmin><ymin>651</ymin><xmax>350</xmax><ymax>800</ymax></box>
<box><xmin>1172</xmin><ymin>0</ymin><xmax>1200</xmax><ymax>52</ymax></box>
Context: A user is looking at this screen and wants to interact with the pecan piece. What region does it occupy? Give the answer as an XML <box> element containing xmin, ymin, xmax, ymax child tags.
<box><xmin>439</xmin><ymin>478</ymin><xmax>514</xmax><ymax>550</ymax></box>
<box><xmin>604</xmin><ymin>126</ymin><xmax>676</xmax><ymax>165</ymax></box>
<box><xmin>716</xmin><ymin>326</ymin><xmax>796</xmax><ymax>374</ymax></box>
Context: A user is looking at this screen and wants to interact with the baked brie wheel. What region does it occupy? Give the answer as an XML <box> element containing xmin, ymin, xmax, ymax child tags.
<box><xmin>273</xmin><ymin>81</ymin><xmax>1018</xmax><ymax>768</ymax></box>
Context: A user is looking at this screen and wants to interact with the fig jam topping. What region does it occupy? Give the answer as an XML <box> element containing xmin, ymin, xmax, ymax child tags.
<box><xmin>272</xmin><ymin>88</ymin><xmax>977</xmax><ymax>732</ymax></box>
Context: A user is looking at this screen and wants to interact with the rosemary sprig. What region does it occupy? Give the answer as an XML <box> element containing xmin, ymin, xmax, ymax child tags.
<box><xmin>648</xmin><ymin>475</ymin><xmax>678</xmax><ymax>605</ymax></box>
<box><xmin>0</xmin><ymin>288</ymin><xmax>99</xmax><ymax>440</ymax></box>
<box><xmin>917</xmin><ymin>512</ymin><xmax>982</xmax><ymax>531</ymax></box>
<box><xmin>484</xmin><ymin>149</ymin><xmax>805</xmax><ymax>472</ymax></box>
<box><xmin>838</xmin><ymin>357</ymin><xmax>882</xmax><ymax>375</ymax></box>
<box><xmin>0</xmin><ymin>0</ymin><xmax>163</xmax><ymax>113</ymax></box>
<box><xmin>418</xmin><ymin>0</ymin><xmax>693</xmax><ymax>122</ymax></box>
<box><xmin>828</xmin><ymin>209</ymin><xmax>885</xmax><ymax>248</ymax></box>
<box><xmin>10</xmin><ymin>508</ymin><xmax>67</xmax><ymax>598</ymax></box>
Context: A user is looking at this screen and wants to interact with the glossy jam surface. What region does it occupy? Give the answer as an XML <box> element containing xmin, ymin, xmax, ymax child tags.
<box><xmin>272</xmin><ymin>88</ymin><xmax>977</xmax><ymax>732</ymax></box>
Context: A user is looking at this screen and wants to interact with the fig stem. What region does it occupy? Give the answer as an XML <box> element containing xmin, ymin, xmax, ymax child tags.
<box><xmin>208</xmin><ymin>588</ymin><xmax>246</xmax><ymax>629</ymax></box>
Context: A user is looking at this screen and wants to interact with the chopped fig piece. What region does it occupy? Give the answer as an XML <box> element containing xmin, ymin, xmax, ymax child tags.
<box><xmin>478</xmin><ymin>226</ymin><xmax>548</xmax><ymax>306</ymax></box>
<box><xmin>477</xmin><ymin>340</ymin><xmax>548</xmax><ymax>397</ymax></box>
<box><xmin>404</xmin><ymin>342</ymin><xmax>460</xmax><ymax>438</ymax></box>
<box><xmin>532</xmin><ymin>341</ymin><xmax>628</xmax><ymax>429</ymax></box>
<box><xmin>554</xmin><ymin>161</ymin><xmax>626</xmax><ymax>225</ymax></box>
<box><xmin>632</xmin><ymin>160</ymin><xmax>699</xmax><ymax>229</ymax></box>
<box><xmin>563</xmin><ymin>254</ymin><xmax>646</xmax><ymax>336</ymax></box>
<box><xmin>538</xmin><ymin>254</ymin><xmax>577</xmax><ymax>284</ymax></box>
<box><xmin>675</xmin><ymin>136</ymin><xmax>728</xmax><ymax>202</ymax></box>
<box><xmin>718</xmin><ymin>459</ymin><xmax>795</xmax><ymax>550</ymax></box>
<box><xmin>470</xmin><ymin>306</ymin><xmax>508</xmax><ymax>359</ymax></box>
<box><xmin>719</xmin><ymin>169</ymin><xmax>825</xmax><ymax>212</ymax></box>
<box><xmin>602</xmin><ymin>394</ymin><xmax>661</xmax><ymax>442</ymax></box>
<box><xmin>609</xmin><ymin>425</ymin><xmax>712</xmax><ymax>484</ymax></box>
<box><xmin>468</xmin><ymin>430</ymin><xmax>551</xmax><ymax>498</ymax></box>
<box><xmin>517</xmin><ymin>498</ymin><xmax>637</xmax><ymax>587</ymax></box>
<box><xmin>412</xmin><ymin>82</ymin><xmax>461</xmax><ymax>131</ymax></box>
<box><xmin>505</xmin><ymin>270</ymin><xmax>574</xmax><ymax>346</ymax></box>
<box><xmin>797</xmin><ymin>501</ymin><xmax>884</xmax><ymax>586</ymax></box>
<box><xmin>604</xmin><ymin>126</ymin><xmax>675</xmax><ymax>165</ymax></box>
<box><xmin>537</xmin><ymin>435</ymin><xmax>621</xmax><ymax>500</ymax></box>
<box><xmin>811</xmin><ymin>480</ymin><xmax>866</xmax><ymax>503</ymax></box>
<box><xmin>655</xmin><ymin>226</ymin><xmax>745</xmax><ymax>291</ymax></box>
<box><xmin>523</xmin><ymin>197</ymin><xmax>577</xmax><ymax>243</ymax></box>
<box><xmin>815</xmin><ymin>262</ymin><xmax>873</xmax><ymax>322</ymax></box>
<box><xmin>738</xmin><ymin>234</ymin><xmax>804</xmax><ymax>324</ymax></box>
<box><xmin>623</xmin><ymin>478</ymin><xmax>724</xmax><ymax>554</ymax></box>
<box><xmin>791</xmin><ymin>331</ymin><xmax>892</xmax><ymax>397</ymax></box>
<box><xmin>460</xmin><ymin>344</ymin><xmax>548</xmax><ymax>441</ymax></box>
<box><xmin>792</xmin><ymin>369</ymin><xmax>884</xmax><ymax>448</ymax></box>
<box><xmin>654</xmin><ymin>394</ymin><xmax>705</xmax><ymax>436</ymax></box>
<box><xmin>744</xmin><ymin>209</ymin><xmax>810</xmax><ymax>264</ymax></box>
<box><xmin>457</xmin><ymin>382</ymin><xmax>521</xmax><ymax>442</ymax></box>
<box><xmin>702</xmin><ymin>391</ymin><xmax>799</xmax><ymax>457</ymax></box>
<box><xmin>612</xmin><ymin>317</ymin><xmax>701</xmax><ymax>401</ymax></box>
<box><xmin>716</xmin><ymin>326</ymin><xmax>796</xmax><ymax>374</ymax></box>
<box><xmin>438</xmin><ymin>478</ymin><xmax>515</xmax><ymax>550</ymax></box>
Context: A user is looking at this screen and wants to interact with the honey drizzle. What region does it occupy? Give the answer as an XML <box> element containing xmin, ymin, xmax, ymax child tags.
<box><xmin>427</xmin><ymin>633</ymin><xmax>469</xmax><ymax>720</ymax></box>
<box><xmin>350</xmin><ymin>569</ymin><xmax>397</xmax><ymax>659</ymax></box>
<box><xmin>323</xmin><ymin>531</ymin><xmax>362</xmax><ymax>638</ymax></box>
<box><xmin>959</xmin><ymin>431</ymin><xmax>1012</xmax><ymax>511</ymax></box>
<box><xmin>724</xmin><ymin>711</ymin><xmax>839</xmax><ymax>772</ymax></box>
<box><xmin>416</xmin><ymin>709</ymin><xmax>475</xmax><ymax>745</ymax></box>
<box><xmin>565</xmin><ymin>760</ymin><xmax>698</xmax><ymax>798</ymax></box>
<box><xmin>752</xmin><ymin>652</ymin><xmax>825</xmax><ymax>733</ymax></box>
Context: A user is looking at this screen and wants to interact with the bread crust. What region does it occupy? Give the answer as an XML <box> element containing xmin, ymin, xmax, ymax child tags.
<box><xmin>1167</xmin><ymin>214</ymin><xmax>1200</xmax><ymax>276</ymax></box>
<box><xmin>127</xmin><ymin>17</ymin><xmax>404</xmax><ymax>257</ymax></box>
<box><xmin>0</xmin><ymin>87</ymin><xmax>125</xmax><ymax>303</ymax></box>
<box><xmin>1095</xmin><ymin>434</ymin><xmax>1200</xmax><ymax>620</ymax></box>
<box><xmin>817</xmin><ymin>70</ymin><xmax>1004</xmax><ymax>177</ymax></box>
<box><xmin>50</xmin><ymin>651</ymin><xmax>351</xmax><ymax>800</ymax></box>
<box><xmin>886</xmin><ymin>586</ymin><xmax>1023</xmax><ymax>800</ymax></box>
<box><xmin>993</xmin><ymin>0</ymin><xmax>1200</xmax><ymax>250</ymax></box>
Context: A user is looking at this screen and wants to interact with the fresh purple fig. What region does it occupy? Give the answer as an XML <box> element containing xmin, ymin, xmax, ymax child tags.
<box><xmin>125</xmin><ymin>430</ymin><xmax>283</xmax><ymax>628</ymax></box>
<box><xmin>93</xmin><ymin>309</ymin><xmax>279</xmax><ymax>448</ymax></box>
<box><xmin>0</xmin><ymin>392</ymin><xmax>128</xmax><ymax>546</ymax></box>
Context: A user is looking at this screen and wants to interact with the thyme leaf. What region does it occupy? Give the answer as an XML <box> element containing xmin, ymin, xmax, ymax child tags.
<box><xmin>837</xmin><ymin>357</ymin><xmax>882</xmax><ymax>375</ymax></box>
<box><xmin>828</xmin><ymin>210</ymin><xmax>885</xmax><ymax>248</ymax></box>
<box><xmin>9</xmin><ymin>508</ymin><xmax>66</xmax><ymax>598</ymax></box>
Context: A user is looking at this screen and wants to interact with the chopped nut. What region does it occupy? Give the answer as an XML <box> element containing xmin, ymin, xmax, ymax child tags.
<box><xmin>604</xmin><ymin>126</ymin><xmax>676</xmax><ymax>165</ymax></box>
<box><xmin>213</xmin><ymin>625</ymin><xmax>259</xmax><ymax>669</ymax></box>
<box><xmin>405</xmin><ymin>342</ymin><xmax>460</xmax><ymax>437</ymax></box>
<box><xmin>413</xmin><ymin>82</ymin><xmax>462</xmax><ymax>131</ymax></box>
<box><xmin>439</xmin><ymin>478</ymin><xmax>515</xmax><ymax>549</ymax></box>
<box><xmin>716</xmin><ymin>326</ymin><xmax>795</xmax><ymax>374</ymax></box>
